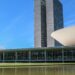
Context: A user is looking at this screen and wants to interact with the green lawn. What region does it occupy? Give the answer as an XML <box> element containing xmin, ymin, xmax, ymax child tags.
<box><xmin>0</xmin><ymin>63</ymin><xmax>75</xmax><ymax>68</ymax></box>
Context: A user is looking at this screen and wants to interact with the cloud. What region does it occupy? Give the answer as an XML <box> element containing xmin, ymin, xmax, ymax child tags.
<box><xmin>64</xmin><ymin>17</ymin><xmax>75</xmax><ymax>27</ymax></box>
<box><xmin>65</xmin><ymin>24</ymin><xmax>75</xmax><ymax>28</ymax></box>
<box><xmin>0</xmin><ymin>45</ymin><xmax>5</xmax><ymax>49</ymax></box>
<box><xmin>64</xmin><ymin>16</ymin><xmax>75</xmax><ymax>22</ymax></box>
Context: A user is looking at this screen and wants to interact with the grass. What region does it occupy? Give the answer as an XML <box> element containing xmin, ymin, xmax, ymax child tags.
<box><xmin>0</xmin><ymin>63</ymin><xmax>75</xmax><ymax>68</ymax></box>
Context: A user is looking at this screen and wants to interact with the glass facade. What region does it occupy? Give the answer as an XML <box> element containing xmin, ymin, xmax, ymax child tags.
<box><xmin>0</xmin><ymin>52</ymin><xmax>3</xmax><ymax>62</ymax></box>
<box><xmin>53</xmin><ymin>0</ymin><xmax>64</xmax><ymax>46</ymax></box>
<box><xmin>4</xmin><ymin>51</ymin><xmax>15</xmax><ymax>62</ymax></box>
<box><xmin>31</xmin><ymin>50</ymin><xmax>45</xmax><ymax>62</ymax></box>
<box><xmin>34</xmin><ymin>0</ymin><xmax>63</xmax><ymax>47</ymax></box>
<box><xmin>0</xmin><ymin>47</ymin><xmax>75</xmax><ymax>63</ymax></box>
<box><xmin>41</xmin><ymin>0</ymin><xmax>47</xmax><ymax>47</ymax></box>
<box><xmin>17</xmin><ymin>51</ymin><xmax>29</xmax><ymax>62</ymax></box>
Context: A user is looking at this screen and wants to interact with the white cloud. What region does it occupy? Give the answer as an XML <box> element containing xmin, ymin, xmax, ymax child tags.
<box><xmin>0</xmin><ymin>45</ymin><xmax>5</xmax><ymax>50</ymax></box>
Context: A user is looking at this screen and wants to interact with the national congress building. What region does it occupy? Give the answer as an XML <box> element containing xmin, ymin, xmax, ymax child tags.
<box><xmin>34</xmin><ymin>0</ymin><xmax>64</xmax><ymax>48</ymax></box>
<box><xmin>0</xmin><ymin>0</ymin><xmax>75</xmax><ymax>75</ymax></box>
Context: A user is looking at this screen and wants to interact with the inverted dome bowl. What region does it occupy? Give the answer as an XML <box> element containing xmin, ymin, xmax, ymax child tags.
<box><xmin>51</xmin><ymin>26</ymin><xmax>75</xmax><ymax>46</ymax></box>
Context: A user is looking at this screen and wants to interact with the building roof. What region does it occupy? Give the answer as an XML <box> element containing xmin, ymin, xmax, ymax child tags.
<box><xmin>0</xmin><ymin>46</ymin><xmax>75</xmax><ymax>52</ymax></box>
<box><xmin>51</xmin><ymin>26</ymin><xmax>75</xmax><ymax>46</ymax></box>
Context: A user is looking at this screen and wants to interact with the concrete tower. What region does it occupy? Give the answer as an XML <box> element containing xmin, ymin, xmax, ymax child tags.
<box><xmin>34</xmin><ymin>0</ymin><xmax>64</xmax><ymax>48</ymax></box>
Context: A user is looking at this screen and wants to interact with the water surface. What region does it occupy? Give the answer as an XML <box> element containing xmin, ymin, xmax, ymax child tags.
<box><xmin>0</xmin><ymin>65</ymin><xmax>75</xmax><ymax>75</ymax></box>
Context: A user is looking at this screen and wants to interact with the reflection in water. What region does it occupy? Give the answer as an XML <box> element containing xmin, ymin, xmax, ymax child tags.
<box><xmin>0</xmin><ymin>65</ymin><xmax>75</xmax><ymax>75</ymax></box>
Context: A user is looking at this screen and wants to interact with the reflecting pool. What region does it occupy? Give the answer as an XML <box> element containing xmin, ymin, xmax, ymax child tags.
<box><xmin>0</xmin><ymin>64</ymin><xmax>75</xmax><ymax>75</ymax></box>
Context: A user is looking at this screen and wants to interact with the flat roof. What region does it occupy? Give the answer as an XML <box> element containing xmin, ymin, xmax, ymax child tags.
<box><xmin>0</xmin><ymin>46</ymin><xmax>75</xmax><ymax>52</ymax></box>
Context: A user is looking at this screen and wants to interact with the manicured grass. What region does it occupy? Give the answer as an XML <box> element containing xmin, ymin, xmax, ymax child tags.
<box><xmin>0</xmin><ymin>63</ymin><xmax>75</xmax><ymax>68</ymax></box>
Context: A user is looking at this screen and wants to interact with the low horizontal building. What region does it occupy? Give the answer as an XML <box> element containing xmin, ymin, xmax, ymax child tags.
<box><xmin>0</xmin><ymin>47</ymin><xmax>75</xmax><ymax>63</ymax></box>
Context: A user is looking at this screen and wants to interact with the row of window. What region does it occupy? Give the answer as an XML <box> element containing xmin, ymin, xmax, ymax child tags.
<box><xmin>0</xmin><ymin>50</ymin><xmax>75</xmax><ymax>62</ymax></box>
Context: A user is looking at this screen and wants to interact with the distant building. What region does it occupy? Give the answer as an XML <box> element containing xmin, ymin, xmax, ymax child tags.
<box><xmin>34</xmin><ymin>0</ymin><xmax>64</xmax><ymax>48</ymax></box>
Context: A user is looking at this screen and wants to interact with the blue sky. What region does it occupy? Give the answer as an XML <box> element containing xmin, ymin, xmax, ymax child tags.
<box><xmin>0</xmin><ymin>0</ymin><xmax>75</xmax><ymax>49</ymax></box>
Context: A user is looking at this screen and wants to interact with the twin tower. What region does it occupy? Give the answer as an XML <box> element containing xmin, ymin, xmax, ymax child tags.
<box><xmin>34</xmin><ymin>0</ymin><xmax>64</xmax><ymax>48</ymax></box>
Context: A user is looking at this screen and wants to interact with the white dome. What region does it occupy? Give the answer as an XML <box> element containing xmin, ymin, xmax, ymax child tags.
<box><xmin>51</xmin><ymin>26</ymin><xmax>75</xmax><ymax>46</ymax></box>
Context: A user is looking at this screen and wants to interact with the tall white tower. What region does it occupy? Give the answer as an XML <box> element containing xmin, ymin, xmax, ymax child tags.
<box><xmin>34</xmin><ymin>0</ymin><xmax>64</xmax><ymax>48</ymax></box>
